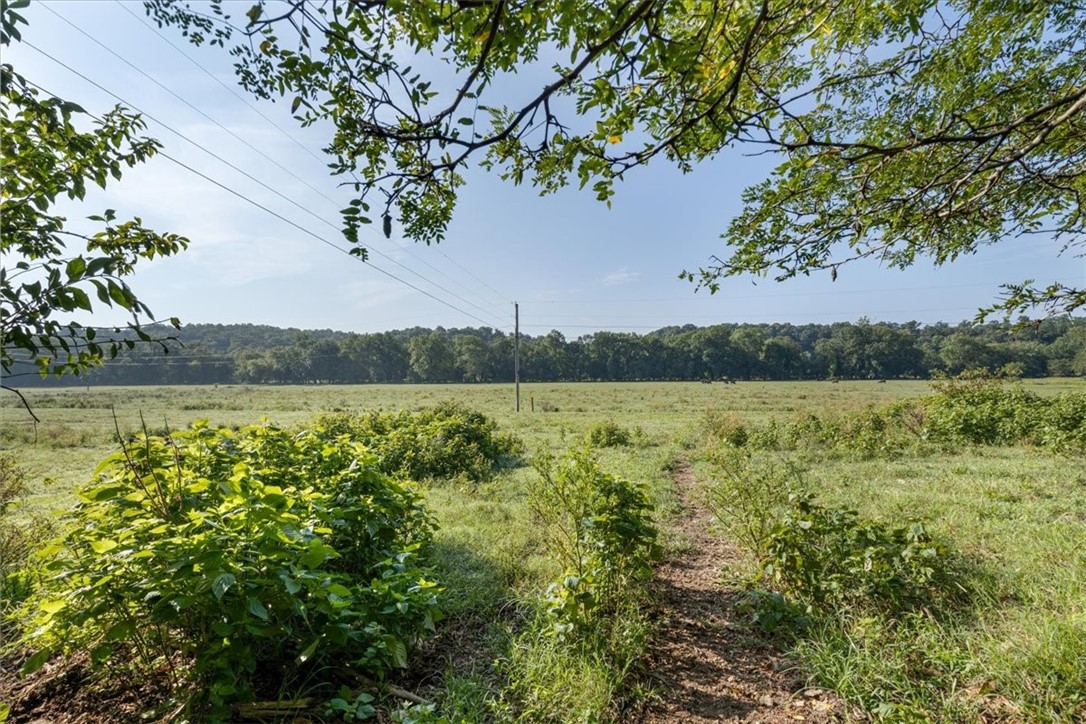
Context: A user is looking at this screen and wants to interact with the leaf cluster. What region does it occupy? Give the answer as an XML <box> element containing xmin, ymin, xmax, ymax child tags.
<box><xmin>145</xmin><ymin>0</ymin><xmax>1086</xmax><ymax>316</ymax></box>
<box><xmin>19</xmin><ymin>421</ymin><xmax>441</xmax><ymax>719</ymax></box>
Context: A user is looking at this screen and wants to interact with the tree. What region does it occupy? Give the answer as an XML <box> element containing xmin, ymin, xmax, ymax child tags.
<box><xmin>408</xmin><ymin>330</ymin><xmax>457</xmax><ymax>382</ymax></box>
<box><xmin>149</xmin><ymin>0</ymin><xmax>1084</xmax><ymax>318</ymax></box>
<box><xmin>1</xmin><ymin>0</ymin><xmax>187</xmax><ymax>414</ymax></box>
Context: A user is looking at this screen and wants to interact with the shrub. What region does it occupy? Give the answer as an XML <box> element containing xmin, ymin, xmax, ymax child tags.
<box><xmin>703</xmin><ymin>452</ymin><xmax>965</xmax><ymax>628</ymax></box>
<box><xmin>20</xmin><ymin>421</ymin><xmax>441</xmax><ymax>719</ymax></box>
<box><xmin>702</xmin><ymin>448</ymin><xmax>800</xmax><ymax>555</ymax></box>
<box><xmin>761</xmin><ymin>494</ymin><xmax>960</xmax><ymax>615</ymax></box>
<box><xmin>924</xmin><ymin>375</ymin><xmax>1043</xmax><ymax>446</ymax></box>
<box><xmin>528</xmin><ymin>447</ymin><xmax>661</xmax><ymax>638</ymax></box>
<box><xmin>923</xmin><ymin>373</ymin><xmax>1086</xmax><ymax>452</ymax></box>
<box><xmin>584</xmin><ymin>420</ymin><xmax>631</xmax><ymax>448</ymax></box>
<box><xmin>702</xmin><ymin>410</ymin><xmax>750</xmax><ymax>448</ymax></box>
<box><xmin>317</xmin><ymin>403</ymin><xmax>522</xmax><ymax>483</ymax></box>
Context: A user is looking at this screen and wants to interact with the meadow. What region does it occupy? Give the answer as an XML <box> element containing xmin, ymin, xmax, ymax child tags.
<box><xmin>1</xmin><ymin>378</ymin><xmax>1083</xmax><ymax>722</ymax></box>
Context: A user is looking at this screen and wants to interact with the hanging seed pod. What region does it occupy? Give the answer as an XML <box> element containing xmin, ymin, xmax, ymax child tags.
<box><xmin>382</xmin><ymin>212</ymin><xmax>392</xmax><ymax>239</ymax></box>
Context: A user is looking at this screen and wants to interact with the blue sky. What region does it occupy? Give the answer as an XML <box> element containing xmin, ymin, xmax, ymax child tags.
<box><xmin>8</xmin><ymin>1</ymin><xmax>1082</xmax><ymax>337</ymax></box>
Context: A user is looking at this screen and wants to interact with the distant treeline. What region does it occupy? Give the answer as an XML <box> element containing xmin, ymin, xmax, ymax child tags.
<box><xmin>10</xmin><ymin>318</ymin><xmax>1085</xmax><ymax>387</ymax></box>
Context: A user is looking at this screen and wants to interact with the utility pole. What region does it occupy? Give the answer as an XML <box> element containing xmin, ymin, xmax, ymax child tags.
<box><xmin>514</xmin><ymin>302</ymin><xmax>520</xmax><ymax>412</ymax></box>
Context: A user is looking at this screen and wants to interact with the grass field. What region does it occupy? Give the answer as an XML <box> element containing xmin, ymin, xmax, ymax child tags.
<box><xmin>2</xmin><ymin>378</ymin><xmax>1083</xmax><ymax>721</ymax></box>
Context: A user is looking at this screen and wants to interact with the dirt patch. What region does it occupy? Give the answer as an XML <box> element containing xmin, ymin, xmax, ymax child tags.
<box><xmin>640</xmin><ymin>460</ymin><xmax>847</xmax><ymax>723</ymax></box>
<box><xmin>0</xmin><ymin>651</ymin><xmax>177</xmax><ymax>723</ymax></box>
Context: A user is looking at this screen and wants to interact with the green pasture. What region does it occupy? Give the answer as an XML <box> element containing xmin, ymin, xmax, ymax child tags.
<box><xmin>2</xmin><ymin>378</ymin><xmax>1083</xmax><ymax>721</ymax></box>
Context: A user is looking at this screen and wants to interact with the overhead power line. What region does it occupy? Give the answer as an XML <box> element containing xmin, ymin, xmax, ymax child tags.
<box><xmin>36</xmin><ymin>7</ymin><xmax>512</xmax><ymax>320</ymax></box>
<box><xmin>20</xmin><ymin>43</ymin><xmax>510</xmax><ymax>330</ymax></box>
<box><xmin>113</xmin><ymin>0</ymin><xmax>515</xmax><ymax>312</ymax></box>
<box><xmin>22</xmin><ymin>74</ymin><xmax>508</xmax><ymax>331</ymax></box>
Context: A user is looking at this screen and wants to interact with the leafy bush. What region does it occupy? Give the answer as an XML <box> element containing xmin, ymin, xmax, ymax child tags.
<box><xmin>924</xmin><ymin>374</ymin><xmax>1043</xmax><ymax>446</ymax></box>
<box><xmin>584</xmin><ymin>420</ymin><xmax>631</xmax><ymax>448</ymax></box>
<box><xmin>702</xmin><ymin>448</ymin><xmax>800</xmax><ymax>554</ymax></box>
<box><xmin>762</xmin><ymin>494</ymin><xmax>960</xmax><ymax>614</ymax></box>
<box><xmin>528</xmin><ymin>447</ymin><xmax>661</xmax><ymax>639</ymax></box>
<box><xmin>704</xmin><ymin>451</ymin><xmax>965</xmax><ymax>628</ymax></box>
<box><xmin>20</xmin><ymin>421</ymin><xmax>441</xmax><ymax>719</ymax></box>
<box><xmin>317</xmin><ymin>403</ymin><xmax>522</xmax><ymax>483</ymax></box>
<box><xmin>924</xmin><ymin>373</ymin><xmax>1086</xmax><ymax>452</ymax></box>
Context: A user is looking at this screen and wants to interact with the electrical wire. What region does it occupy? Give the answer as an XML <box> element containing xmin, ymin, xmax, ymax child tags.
<box><xmin>19</xmin><ymin>73</ymin><xmax>510</xmax><ymax>332</ymax></box>
<box><xmin>20</xmin><ymin>56</ymin><xmax>511</xmax><ymax>333</ymax></box>
<box><xmin>30</xmin><ymin>9</ymin><xmax>512</xmax><ymax>323</ymax></box>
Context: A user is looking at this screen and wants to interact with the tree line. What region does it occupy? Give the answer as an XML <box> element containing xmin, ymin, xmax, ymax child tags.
<box><xmin>9</xmin><ymin>317</ymin><xmax>1083</xmax><ymax>388</ymax></box>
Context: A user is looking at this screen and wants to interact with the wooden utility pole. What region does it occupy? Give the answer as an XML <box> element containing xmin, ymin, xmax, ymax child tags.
<box><xmin>514</xmin><ymin>302</ymin><xmax>521</xmax><ymax>412</ymax></box>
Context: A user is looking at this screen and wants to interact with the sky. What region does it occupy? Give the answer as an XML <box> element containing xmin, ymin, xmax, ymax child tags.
<box><xmin>6</xmin><ymin>0</ymin><xmax>1083</xmax><ymax>339</ymax></box>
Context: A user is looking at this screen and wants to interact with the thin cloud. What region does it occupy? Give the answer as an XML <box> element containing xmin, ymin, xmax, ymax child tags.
<box><xmin>600</xmin><ymin>267</ymin><xmax>641</xmax><ymax>286</ymax></box>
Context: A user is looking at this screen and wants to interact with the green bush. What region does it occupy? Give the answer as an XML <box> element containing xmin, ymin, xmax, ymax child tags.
<box><xmin>317</xmin><ymin>403</ymin><xmax>522</xmax><ymax>483</ymax></box>
<box><xmin>584</xmin><ymin>420</ymin><xmax>631</xmax><ymax>448</ymax></box>
<box><xmin>704</xmin><ymin>451</ymin><xmax>965</xmax><ymax>627</ymax></box>
<box><xmin>20</xmin><ymin>421</ymin><xmax>441</xmax><ymax>719</ymax></box>
<box><xmin>702</xmin><ymin>448</ymin><xmax>800</xmax><ymax>555</ymax></box>
<box><xmin>762</xmin><ymin>494</ymin><xmax>960</xmax><ymax>614</ymax></box>
<box><xmin>923</xmin><ymin>373</ymin><xmax>1086</xmax><ymax>452</ymax></box>
<box><xmin>528</xmin><ymin>447</ymin><xmax>661</xmax><ymax>639</ymax></box>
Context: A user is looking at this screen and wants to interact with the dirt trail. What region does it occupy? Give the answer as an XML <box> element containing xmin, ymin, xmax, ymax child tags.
<box><xmin>640</xmin><ymin>460</ymin><xmax>844</xmax><ymax>723</ymax></box>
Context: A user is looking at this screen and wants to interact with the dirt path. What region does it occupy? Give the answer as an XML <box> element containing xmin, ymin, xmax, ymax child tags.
<box><xmin>640</xmin><ymin>460</ymin><xmax>844</xmax><ymax>723</ymax></box>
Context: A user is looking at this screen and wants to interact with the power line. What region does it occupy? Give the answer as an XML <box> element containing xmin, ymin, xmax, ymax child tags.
<box><xmin>20</xmin><ymin>46</ymin><xmax>510</xmax><ymax>330</ymax></box>
<box><xmin>36</xmin><ymin>8</ymin><xmax>511</xmax><ymax>321</ymax></box>
<box><xmin>41</xmin><ymin>3</ymin><xmax>332</xmax><ymax>200</ymax></box>
<box><xmin>21</xmin><ymin>75</ymin><xmax>508</xmax><ymax>331</ymax></box>
<box><xmin>111</xmin><ymin>2</ymin><xmax>514</xmax><ymax>313</ymax></box>
<box><xmin>113</xmin><ymin>0</ymin><xmax>328</xmax><ymax>168</ymax></box>
<box><xmin>526</xmin><ymin>282</ymin><xmax>1008</xmax><ymax>305</ymax></box>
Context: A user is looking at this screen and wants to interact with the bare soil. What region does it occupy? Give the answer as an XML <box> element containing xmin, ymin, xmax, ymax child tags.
<box><xmin>640</xmin><ymin>460</ymin><xmax>847</xmax><ymax>723</ymax></box>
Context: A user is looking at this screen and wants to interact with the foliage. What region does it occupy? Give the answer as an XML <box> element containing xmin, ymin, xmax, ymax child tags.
<box><xmin>0</xmin><ymin>0</ymin><xmax>187</xmax><ymax>394</ymax></box>
<box><xmin>703</xmin><ymin>448</ymin><xmax>966</xmax><ymax>632</ymax></box>
<box><xmin>761</xmin><ymin>494</ymin><xmax>960</xmax><ymax>615</ymax></box>
<box><xmin>15</xmin><ymin>317</ymin><xmax>1086</xmax><ymax>388</ymax></box>
<box><xmin>701</xmin><ymin>448</ymin><xmax>798</xmax><ymax>554</ymax></box>
<box><xmin>584</xmin><ymin>420</ymin><xmax>631</xmax><ymax>448</ymax></box>
<box><xmin>19</xmin><ymin>421</ymin><xmax>441</xmax><ymax>719</ymax></box>
<box><xmin>703</xmin><ymin>373</ymin><xmax>1086</xmax><ymax>458</ymax></box>
<box><xmin>317</xmin><ymin>403</ymin><xmax>522</xmax><ymax>483</ymax></box>
<box><xmin>925</xmin><ymin>371</ymin><xmax>1086</xmax><ymax>452</ymax></box>
<box><xmin>147</xmin><ymin>1</ymin><xmax>1086</xmax><ymax>316</ymax></box>
<box><xmin>528</xmin><ymin>446</ymin><xmax>661</xmax><ymax>639</ymax></box>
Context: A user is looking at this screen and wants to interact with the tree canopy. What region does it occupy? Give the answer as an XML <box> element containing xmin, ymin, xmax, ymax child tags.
<box><xmin>1</xmin><ymin>0</ymin><xmax>187</xmax><ymax>410</ymax></box>
<box><xmin>148</xmin><ymin>0</ymin><xmax>1085</xmax><ymax>317</ymax></box>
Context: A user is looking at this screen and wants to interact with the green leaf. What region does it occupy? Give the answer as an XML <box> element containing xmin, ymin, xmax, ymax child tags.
<box><xmin>247</xmin><ymin>596</ymin><xmax>269</xmax><ymax>620</ymax></box>
<box><xmin>297</xmin><ymin>637</ymin><xmax>320</xmax><ymax>663</ymax></box>
<box><xmin>212</xmin><ymin>573</ymin><xmax>237</xmax><ymax>600</ymax></box>
<box><xmin>90</xmin><ymin>539</ymin><xmax>119</xmax><ymax>553</ymax></box>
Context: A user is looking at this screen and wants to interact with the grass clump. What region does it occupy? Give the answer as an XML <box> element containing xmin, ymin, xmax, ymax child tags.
<box><xmin>18</xmin><ymin>421</ymin><xmax>441</xmax><ymax>720</ymax></box>
<box><xmin>0</xmin><ymin>455</ymin><xmax>47</xmax><ymax>631</ymax></box>
<box><xmin>317</xmin><ymin>402</ymin><xmax>523</xmax><ymax>483</ymax></box>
